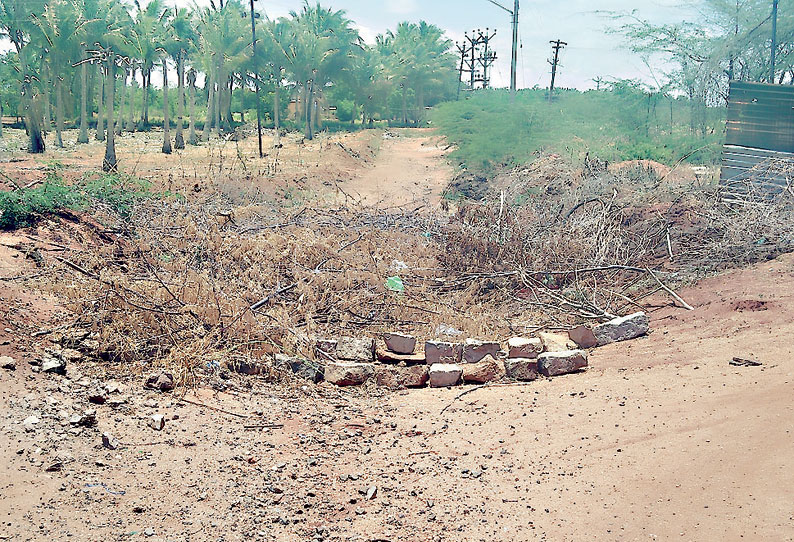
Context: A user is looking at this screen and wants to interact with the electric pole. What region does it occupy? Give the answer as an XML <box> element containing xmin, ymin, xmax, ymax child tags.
<box><xmin>485</xmin><ymin>0</ymin><xmax>519</xmax><ymax>99</ymax></box>
<box><xmin>548</xmin><ymin>39</ymin><xmax>567</xmax><ymax>102</ymax></box>
<box><xmin>249</xmin><ymin>0</ymin><xmax>263</xmax><ymax>158</ymax></box>
<box><xmin>770</xmin><ymin>0</ymin><xmax>779</xmax><ymax>83</ymax></box>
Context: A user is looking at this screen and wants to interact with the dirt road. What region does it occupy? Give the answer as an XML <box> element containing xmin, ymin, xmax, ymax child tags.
<box><xmin>339</xmin><ymin>130</ymin><xmax>453</xmax><ymax>208</ymax></box>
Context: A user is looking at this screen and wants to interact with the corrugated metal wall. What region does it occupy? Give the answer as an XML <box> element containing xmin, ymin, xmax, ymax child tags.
<box><xmin>720</xmin><ymin>81</ymin><xmax>794</xmax><ymax>197</ymax></box>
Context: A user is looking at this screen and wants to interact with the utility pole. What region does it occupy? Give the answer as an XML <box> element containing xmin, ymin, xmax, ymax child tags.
<box><xmin>457</xmin><ymin>30</ymin><xmax>497</xmax><ymax>97</ymax></box>
<box><xmin>770</xmin><ymin>0</ymin><xmax>779</xmax><ymax>83</ymax></box>
<box><xmin>249</xmin><ymin>0</ymin><xmax>263</xmax><ymax>158</ymax></box>
<box><xmin>485</xmin><ymin>0</ymin><xmax>519</xmax><ymax>99</ymax></box>
<box><xmin>548</xmin><ymin>39</ymin><xmax>567</xmax><ymax>102</ymax></box>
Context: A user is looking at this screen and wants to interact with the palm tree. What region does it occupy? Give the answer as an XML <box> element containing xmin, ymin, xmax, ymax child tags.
<box><xmin>131</xmin><ymin>0</ymin><xmax>166</xmax><ymax>129</ymax></box>
<box><xmin>286</xmin><ymin>2</ymin><xmax>361</xmax><ymax>140</ymax></box>
<box><xmin>0</xmin><ymin>0</ymin><xmax>48</xmax><ymax>153</ymax></box>
<box><xmin>32</xmin><ymin>0</ymin><xmax>85</xmax><ymax>148</ymax></box>
<box><xmin>169</xmin><ymin>7</ymin><xmax>195</xmax><ymax>150</ymax></box>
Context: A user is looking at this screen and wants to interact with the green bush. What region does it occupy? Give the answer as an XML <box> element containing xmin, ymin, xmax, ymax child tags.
<box><xmin>431</xmin><ymin>88</ymin><xmax>726</xmax><ymax>175</ymax></box>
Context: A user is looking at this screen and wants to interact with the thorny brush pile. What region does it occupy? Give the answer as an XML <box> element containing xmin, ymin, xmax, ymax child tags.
<box><xmin>15</xmin><ymin>156</ymin><xmax>794</xmax><ymax>385</ymax></box>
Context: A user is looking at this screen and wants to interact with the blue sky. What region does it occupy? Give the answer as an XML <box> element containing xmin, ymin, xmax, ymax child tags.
<box><xmin>187</xmin><ymin>0</ymin><xmax>700</xmax><ymax>90</ymax></box>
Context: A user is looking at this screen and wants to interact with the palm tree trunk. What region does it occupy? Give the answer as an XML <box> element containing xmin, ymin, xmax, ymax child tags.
<box><xmin>202</xmin><ymin>73</ymin><xmax>214</xmax><ymax>142</ymax></box>
<box><xmin>214</xmin><ymin>65</ymin><xmax>222</xmax><ymax>136</ymax></box>
<box><xmin>78</xmin><ymin>60</ymin><xmax>89</xmax><ymax>143</ymax></box>
<box><xmin>304</xmin><ymin>79</ymin><xmax>313</xmax><ymax>141</ymax></box>
<box><xmin>96</xmin><ymin>64</ymin><xmax>105</xmax><ymax>142</ymax></box>
<box><xmin>27</xmin><ymin>93</ymin><xmax>46</xmax><ymax>153</ymax></box>
<box><xmin>142</xmin><ymin>70</ymin><xmax>150</xmax><ymax>127</ymax></box>
<box><xmin>273</xmin><ymin>72</ymin><xmax>281</xmax><ymax>148</ymax></box>
<box><xmin>126</xmin><ymin>67</ymin><xmax>136</xmax><ymax>132</ymax></box>
<box><xmin>401</xmin><ymin>85</ymin><xmax>407</xmax><ymax>125</ymax></box>
<box><xmin>175</xmin><ymin>52</ymin><xmax>185</xmax><ymax>149</ymax></box>
<box><xmin>0</xmin><ymin>101</ymin><xmax>3</xmax><ymax>138</ymax></box>
<box><xmin>103</xmin><ymin>57</ymin><xmax>118</xmax><ymax>173</ymax></box>
<box><xmin>187</xmin><ymin>70</ymin><xmax>197</xmax><ymax>145</ymax></box>
<box><xmin>55</xmin><ymin>77</ymin><xmax>64</xmax><ymax>148</ymax></box>
<box><xmin>162</xmin><ymin>61</ymin><xmax>172</xmax><ymax>154</ymax></box>
<box><xmin>42</xmin><ymin>63</ymin><xmax>52</xmax><ymax>133</ymax></box>
<box><xmin>116</xmin><ymin>69</ymin><xmax>127</xmax><ymax>135</ymax></box>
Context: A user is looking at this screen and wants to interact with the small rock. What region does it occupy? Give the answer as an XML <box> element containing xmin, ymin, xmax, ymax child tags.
<box><xmin>87</xmin><ymin>390</ymin><xmax>107</xmax><ymax>405</ymax></box>
<box><xmin>22</xmin><ymin>415</ymin><xmax>40</xmax><ymax>432</ymax></box>
<box><xmin>537</xmin><ymin>350</ymin><xmax>588</xmax><ymax>377</ymax></box>
<box><xmin>145</xmin><ymin>372</ymin><xmax>174</xmax><ymax>392</ymax></box>
<box><xmin>504</xmin><ymin>358</ymin><xmax>539</xmax><ymax>381</ymax></box>
<box><xmin>462</xmin><ymin>339</ymin><xmax>500</xmax><ymax>364</ymax></box>
<box><xmin>70</xmin><ymin>409</ymin><xmax>97</xmax><ymax>427</ymax></box>
<box><xmin>538</xmin><ymin>332</ymin><xmax>577</xmax><ymax>352</ymax></box>
<box><xmin>276</xmin><ymin>354</ymin><xmax>324</xmax><ymax>383</ymax></box>
<box><xmin>428</xmin><ymin>364</ymin><xmax>463</xmax><ymax>387</ymax></box>
<box><xmin>0</xmin><ymin>356</ymin><xmax>16</xmax><ymax>371</ymax></box>
<box><xmin>335</xmin><ymin>337</ymin><xmax>375</xmax><ymax>362</ymax></box>
<box><xmin>148</xmin><ymin>414</ymin><xmax>165</xmax><ymax>431</ymax></box>
<box><xmin>425</xmin><ymin>341</ymin><xmax>463</xmax><ymax>365</ymax></box>
<box><xmin>507</xmin><ymin>337</ymin><xmax>543</xmax><ymax>359</ymax></box>
<box><xmin>382</xmin><ymin>333</ymin><xmax>417</xmax><ymax>355</ymax></box>
<box><xmin>462</xmin><ymin>355</ymin><xmax>505</xmax><ymax>384</ymax></box>
<box><xmin>102</xmin><ymin>432</ymin><xmax>120</xmax><ymax>450</ymax></box>
<box><xmin>366</xmin><ymin>486</ymin><xmax>377</xmax><ymax>501</ymax></box>
<box><xmin>41</xmin><ymin>357</ymin><xmax>66</xmax><ymax>375</ymax></box>
<box><xmin>144</xmin><ymin>528</ymin><xmax>155</xmax><ymax>537</ymax></box>
<box><xmin>592</xmin><ymin>312</ymin><xmax>650</xmax><ymax>346</ymax></box>
<box><xmin>227</xmin><ymin>360</ymin><xmax>263</xmax><ymax>376</ymax></box>
<box><xmin>325</xmin><ymin>362</ymin><xmax>374</xmax><ymax>386</ymax></box>
<box><xmin>568</xmin><ymin>326</ymin><xmax>598</xmax><ymax>349</ymax></box>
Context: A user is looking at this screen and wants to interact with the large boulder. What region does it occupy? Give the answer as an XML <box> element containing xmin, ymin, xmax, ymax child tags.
<box><xmin>462</xmin><ymin>339</ymin><xmax>501</xmax><ymax>364</ymax></box>
<box><xmin>428</xmin><ymin>364</ymin><xmax>463</xmax><ymax>387</ymax></box>
<box><xmin>382</xmin><ymin>333</ymin><xmax>417</xmax><ymax>355</ymax></box>
<box><xmin>375</xmin><ymin>365</ymin><xmax>429</xmax><ymax>389</ymax></box>
<box><xmin>462</xmin><ymin>355</ymin><xmax>505</xmax><ymax>384</ymax></box>
<box><xmin>592</xmin><ymin>313</ymin><xmax>649</xmax><ymax>346</ymax></box>
<box><xmin>336</xmin><ymin>337</ymin><xmax>375</xmax><ymax>362</ymax></box>
<box><xmin>507</xmin><ymin>337</ymin><xmax>543</xmax><ymax>359</ymax></box>
<box><xmin>537</xmin><ymin>350</ymin><xmax>588</xmax><ymax>377</ymax></box>
<box><xmin>425</xmin><ymin>341</ymin><xmax>463</xmax><ymax>365</ymax></box>
<box><xmin>325</xmin><ymin>362</ymin><xmax>374</xmax><ymax>386</ymax></box>
<box><xmin>504</xmin><ymin>358</ymin><xmax>539</xmax><ymax>381</ymax></box>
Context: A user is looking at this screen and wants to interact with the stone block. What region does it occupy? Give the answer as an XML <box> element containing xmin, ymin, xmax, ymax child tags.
<box><xmin>425</xmin><ymin>341</ymin><xmax>462</xmax><ymax>365</ymax></box>
<box><xmin>538</xmin><ymin>332</ymin><xmax>577</xmax><ymax>352</ymax></box>
<box><xmin>325</xmin><ymin>362</ymin><xmax>374</xmax><ymax>386</ymax></box>
<box><xmin>375</xmin><ymin>365</ymin><xmax>429</xmax><ymax>389</ymax></box>
<box><xmin>428</xmin><ymin>364</ymin><xmax>463</xmax><ymax>387</ymax></box>
<box><xmin>504</xmin><ymin>358</ymin><xmax>539</xmax><ymax>381</ymax></box>
<box><xmin>537</xmin><ymin>350</ymin><xmax>588</xmax><ymax>377</ymax></box>
<box><xmin>462</xmin><ymin>355</ymin><xmax>505</xmax><ymax>384</ymax></box>
<box><xmin>592</xmin><ymin>313</ymin><xmax>649</xmax><ymax>346</ymax></box>
<box><xmin>462</xmin><ymin>339</ymin><xmax>501</xmax><ymax>363</ymax></box>
<box><xmin>568</xmin><ymin>326</ymin><xmax>598</xmax><ymax>349</ymax></box>
<box><xmin>336</xmin><ymin>337</ymin><xmax>375</xmax><ymax>362</ymax></box>
<box><xmin>375</xmin><ymin>348</ymin><xmax>425</xmax><ymax>364</ymax></box>
<box><xmin>507</xmin><ymin>337</ymin><xmax>543</xmax><ymax>359</ymax></box>
<box><xmin>382</xmin><ymin>333</ymin><xmax>417</xmax><ymax>355</ymax></box>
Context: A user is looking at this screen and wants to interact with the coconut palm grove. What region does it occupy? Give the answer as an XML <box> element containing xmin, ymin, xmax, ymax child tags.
<box><xmin>0</xmin><ymin>0</ymin><xmax>456</xmax><ymax>169</ymax></box>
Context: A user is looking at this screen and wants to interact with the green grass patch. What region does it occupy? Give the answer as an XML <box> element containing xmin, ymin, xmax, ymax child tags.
<box><xmin>0</xmin><ymin>172</ymin><xmax>171</xmax><ymax>230</ymax></box>
<box><xmin>431</xmin><ymin>88</ymin><xmax>726</xmax><ymax>175</ymax></box>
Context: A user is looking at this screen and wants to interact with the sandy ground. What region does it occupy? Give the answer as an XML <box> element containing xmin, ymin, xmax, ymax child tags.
<box><xmin>1</xmin><ymin>128</ymin><xmax>793</xmax><ymax>541</ymax></box>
